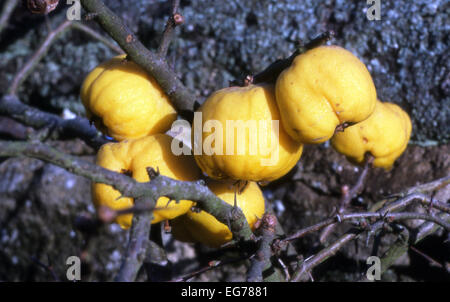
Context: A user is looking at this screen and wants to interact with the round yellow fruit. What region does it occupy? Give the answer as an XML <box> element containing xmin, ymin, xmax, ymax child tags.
<box><xmin>275</xmin><ymin>45</ymin><xmax>377</xmax><ymax>144</ymax></box>
<box><xmin>92</xmin><ymin>134</ymin><xmax>201</xmax><ymax>228</ymax></box>
<box><xmin>331</xmin><ymin>100</ymin><xmax>412</xmax><ymax>169</ymax></box>
<box><xmin>80</xmin><ymin>54</ymin><xmax>177</xmax><ymax>141</ymax></box>
<box><xmin>193</xmin><ymin>83</ymin><xmax>303</xmax><ymax>182</ymax></box>
<box><xmin>171</xmin><ymin>180</ymin><xmax>265</xmax><ymax>248</ymax></box>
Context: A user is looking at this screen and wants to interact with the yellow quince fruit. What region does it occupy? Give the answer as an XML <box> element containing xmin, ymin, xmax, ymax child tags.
<box><xmin>331</xmin><ymin>100</ymin><xmax>412</xmax><ymax>169</ymax></box>
<box><xmin>171</xmin><ymin>180</ymin><xmax>265</xmax><ymax>248</ymax></box>
<box><xmin>80</xmin><ymin>54</ymin><xmax>177</xmax><ymax>141</ymax></box>
<box><xmin>92</xmin><ymin>134</ymin><xmax>201</xmax><ymax>228</ymax></box>
<box><xmin>275</xmin><ymin>45</ymin><xmax>377</xmax><ymax>144</ymax></box>
<box><xmin>193</xmin><ymin>83</ymin><xmax>303</xmax><ymax>182</ymax></box>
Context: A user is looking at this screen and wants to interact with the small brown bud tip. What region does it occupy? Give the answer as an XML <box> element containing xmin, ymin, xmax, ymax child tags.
<box><xmin>334</xmin><ymin>122</ymin><xmax>349</xmax><ymax>134</ymax></box>
<box><xmin>98</xmin><ymin>206</ymin><xmax>117</xmax><ymax>223</ymax></box>
<box><xmin>146</xmin><ymin>166</ymin><xmax>160</xmax><ymax>179</ymax></box>
<box><xmin>27</xmin><ymin>0</ymin><xmax>59</xmax><ymax>15</ymax></box>
<box><xmin>261</xmin><ymin>213</ymin><xmax>277</xmax><ymax>229</ymax></box>
<box><xmin>341</xmin><ymin>185</ymin><xmax>350</xmax><ymax>196</ymax></box>
<box><xmin>244</xmin><ymin>75</ymin><xmax>254</xmax><ymax>86</ymax></box>
<box><xmin>126</xmin><ymin>34</ymin><xmax>133</xmax><ymax>43</ymax></box>
<box><xmin>173</xmin><ymin>13</ymin><xmax>185</xmax><ymax>25</ymax></box>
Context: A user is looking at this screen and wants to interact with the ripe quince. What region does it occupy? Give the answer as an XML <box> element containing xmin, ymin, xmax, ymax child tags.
<box><xmin>275</xmin><ymin>46</ymin><xmax>377</xmax><ymax>144</ymax></box>
<box><xmin>193</xmin><ymin>83</ymin><xmax>303</xmax><ymax>182</ymax></box>
<box><xmin>80</xmin><ymin>54</ymin><xmax>177</xmax><ymax>141</ymax></box>
<box><xmin>92</xmin><ymin>134</ymin><xmax>201</xmax><ymax>228</ymax></box>
<box><xmin>331</xmin><ymin>100</ymin><xmax>412</xmax><ymax>169</ymax></box>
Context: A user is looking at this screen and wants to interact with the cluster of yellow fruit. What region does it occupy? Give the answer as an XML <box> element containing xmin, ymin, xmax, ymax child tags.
<box><xmin>81</xmin><ymin>45</ymin><xmax>411</xmax><ymax>248</ymax></box>
<box><xmin>81</xmin><ymin>54</ymin><xmax>265</xmax><ymax>248</ymax></box>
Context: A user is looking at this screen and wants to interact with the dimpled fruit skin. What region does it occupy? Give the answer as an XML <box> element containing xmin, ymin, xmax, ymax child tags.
<box><xmin>193</xmin><ymin>84</ymin><xmax>303</xmax><ymax>182</ymax></box>
<box><xmin>80</xmin><ymin>54</ymin><xmax>177</xmax><ymax>141</ymax></box>
<box><xmin>331</xmin><ymin>101</ymin><xmax>412</xmax><ymax>169</ymax></box>
<box><xmin>275</xmin><ymin>45</ymin><xmax>377</xmax><ymax>144</ymax></box>
<box><xmin>171</xmin><ymin>180</ymin><xmax>265</xmax><ymax>248</ymax></box>
<box><xmin>92</xmin><ymin>134</ymin><xmax>201</xmax><ymax>228</ymax></box>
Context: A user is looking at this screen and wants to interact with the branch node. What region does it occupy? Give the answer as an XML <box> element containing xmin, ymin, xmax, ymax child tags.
<box><xmin>173</xmin><ymin>13</ymin><xmax>184</xmax><ymax>25</ymax></box>
<box><xmin>146</xmin><ymin>166</ymin><xmax>160</xmax><ymax>180</ymax></box>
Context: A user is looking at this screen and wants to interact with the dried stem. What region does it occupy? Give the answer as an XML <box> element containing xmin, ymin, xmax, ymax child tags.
<box><xmin>158</xmin><ymin>0</ymin><xmax>182</xmax><ymax>58</ymax></box>
<box><xmin>71</xmin><ymin>21</ymin><xmax>123</xmax><ymax>54</ymax></box>
<box><xmin>282</xmin><ymin>180</ymin><xmax>450</xmax><ymax>282</ymax></box>
<box><xmin>320</xmin><ymin>155</ymin><xmax>373</xmax><ymax>243</ymax></box>
<box><xmin>0</xmin><ymin>0</ymin><xmax>18</xmax><ymax>38</ymax></box>
<box><xmin>282</xmin><ymin>192</ymin><xmax>449</xmax><ymax>244</ymax></box>
<box><xmin>8</xmin><ymin>20</ymin><xmax>73</xmax><ymax>95</ymax></box>
<box><xmin>7</xmin><ymin>19</ymin><xmax>122</xmax><ymax>96</ymax></box>
<box><xmin>291</xmin><ymin>231</ymin><xmax>359</xmax><ymax>282</ymax></box>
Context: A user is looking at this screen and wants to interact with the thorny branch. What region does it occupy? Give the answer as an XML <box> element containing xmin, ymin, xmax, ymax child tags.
<box><xmin>320</xmin><ymin>154</ymin><xmax>374</xmax><ymax>243</ymax></box>
<box><xmin>285</xmin><ymin>182</ymin><xmax>450</xmax><ymax>282</ymax></box>
<box><xmin>0</xmin><ymin>140</ymin><xmax>254</xmax><ymax>280</ymax></box>
<box><xmin>0</xmin><ymin>94</ymin><xmax>108</xmax><ymax>149</ymax></box>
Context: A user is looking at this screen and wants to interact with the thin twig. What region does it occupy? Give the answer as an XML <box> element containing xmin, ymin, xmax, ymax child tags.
<box><xmin>8</xmin><ymin>20</ymin><xmax>73</xmax><ymax>95</ymax></box>
<box><xmin>72</xmin><ymin>21</ymin><xmax>123</xmax><ymax>54</ymax></box>
<box><xmin>409</xmin><ymin>246</ymin><xmax>445</xmax><ymax>269</ymax></box>
<box><xmin>157</xmin><ymin>0</ymin><xmax>182</xmax><ymax>58</ymax></box>
<box><xmin>282</xmin><ymin>191</ymin><xmax>449</xmax><ymax>244</ymax></box>
<box><xmin>287</xmin><ymin>179</ymin><xmax>450</xmax><ymax>281</ymax></box>
<box><xmin>388</xmin><ymin>175</ymin><xmax>450</xmax><ymax>198</ymax></box>
<box><xmin>320</xmin><ymin>155</ymin><xmax>373</xmax><ymax>243</ymax></box>
<box><xmin>115</xmin><ymin>196</ymin><xmax>154</xmax><ymax>281</ymax></box>
<box><xmin>291</xmin><ymin>231</ymin><xmax>359</xmax><ymax>282</ymax></box>
<box><xmin>7</xmin><ymin>19</ymin><xmax>124</xmax><ymax>96</ymax></box>
<box><xmin>0</xmin><ymin>0</ymin><xmax>18</xmax><ymax>38</ymax></box>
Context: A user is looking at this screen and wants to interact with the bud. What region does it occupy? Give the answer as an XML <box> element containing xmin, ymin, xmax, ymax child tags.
<box><xmin>26</xmin><ymin>0</ymin><xmax>59</xmax><ymax>15</ymax></box>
